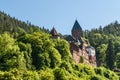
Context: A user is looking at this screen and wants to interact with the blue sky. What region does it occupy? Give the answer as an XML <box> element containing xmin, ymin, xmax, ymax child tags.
<box><xmin>0</xmin><ymin>0</ymin><xmax>120</xmax><ymax>35</ymax></box>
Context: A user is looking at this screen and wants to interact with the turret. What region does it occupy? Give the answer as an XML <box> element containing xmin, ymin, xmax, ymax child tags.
<box><xmin>50</xmin><ymin>27</ymin><xmax>60</xmax><ymax>39</ymax></box>
<box><xmin>72</xmin><ymin>20</ymin><xmax>83</xmax><ymax>39</ymax></box>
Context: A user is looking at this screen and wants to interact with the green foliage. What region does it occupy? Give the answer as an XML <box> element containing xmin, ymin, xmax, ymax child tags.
<box><xmin>23</xmin><ymin>71</ymin><xmax>39</xmax><ymax>80</ymax></box>
<box><xmin>88</xmin><ymin>22</ymin><xmax>120</xmax><ymax>70</ymax></box>
<box><xmin>54</xmin><ymin>68</ymin><xmax>67</xmax><ymax>80</ymax></box>
<box><xmin>95</xmin><ymin>67</ymin><xmax>119</xmax><ymax>80</ymax></box>
<box><xmin>0</xmin><ymin>33</ymin><xmax>21</xmax><ymax>71</ymax></box>
<box><xmin>106</xmin><ymin>40</ymin><xmax>116</xmax><ymax>70</ymax></box>
<box><xmin>18</xmin><ymin>42</ymin><xmax>34</xmax><ymax>70</ymax></box>
<box><xmin>54</xmin><ymin>39</ymin><xmax>71</xmax><ymax>60</ymax></box>
<box><xmin>18</xmin><ymin>32</ymin><xmax>63</xmax><ymax>69</ymax></box>
<box><xmin>0</xmin><ymin>11</ymin><xmax>49</xmax><ymax>36</ymax></box>
<box><xmin>0</xmin><ymin>12</ymin><xmax>119</xmax><ymax>80</ymax></box>
<box><xmin>80</xmin><ymin>56</ymin><xmax>84</xmax><ymax>63</ymax></box>
<box><xmin>0</xmin><ymin>32</ymin><xmax>118</xmax><ymax>80</ymax></box>
<box><xmin>49</xmin><ymin>47</ymin><xmax>61</xmax><ymax>68</ymax></box>
<box><xmin>0</xmin><ymin>69</ymin><xmax>22</xmax><ymax>80</ymax></box>
<box><xmin>90</xmin><ymin>75</ymin><xmax>106</xmax><ymax>80</ymax></box>
<box><xmin>96</xmin><ymin>44</ymin><xmax>107</xmax><ymax>66</ymax></box>
<box><xmin>39</xmin><ymin>68</ymin><xmax>54</xmax><ymax>80</ymax></box>
<box><xmin>116</xmin><ymin>53</ymin><xmax>120</xmax><ymax>68</ymax></box>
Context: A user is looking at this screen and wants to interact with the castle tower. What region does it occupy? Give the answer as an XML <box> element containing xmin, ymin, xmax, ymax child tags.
<box><xmin>50</xmin><ymin>27</ymin><xmax>60</xmax><ymax>39</ymax></box>
<box><xmin>71</xmin><ymin>20</ymin><xmax>83</xmax><ymax>39</ymax></box>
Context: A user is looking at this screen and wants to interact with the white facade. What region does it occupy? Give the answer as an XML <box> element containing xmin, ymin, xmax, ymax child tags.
<box><xmin>86</xmin><ymin>46</ymin><xmax>95</xmax><ymax>56</ymax></box>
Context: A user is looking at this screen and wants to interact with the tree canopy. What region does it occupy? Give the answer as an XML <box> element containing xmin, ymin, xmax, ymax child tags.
<box><xmin>0</xmin><ymin>11</ymin><xmax>119</xmax><ymax>80</ymax></box>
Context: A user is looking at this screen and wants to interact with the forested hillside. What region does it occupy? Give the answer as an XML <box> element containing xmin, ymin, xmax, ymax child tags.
<box><xmin>88</xmin><ymin>21</ymin><xmax>120</xmax><ymax>71</ymax></box>
<box><xmin>0</xmin><ymin>11</ymin><xmax>49</xmax><ymax>35</ymax></box>
<box><xmin>88</xmin><ymin>21</ymin><xmax>120</xmax><ymax>36</ymax></box>
<box><xmin>0</xmin><ymin>11</ymin><xmax>119</xmax><ymax>80</ymax></box>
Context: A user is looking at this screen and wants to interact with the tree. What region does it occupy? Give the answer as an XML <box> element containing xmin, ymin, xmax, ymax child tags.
<box><xmin>18</xmin><ymin>42</ymin><xmax>33</xmax><ymax>70</ymax></box>
<box><xmin>116</xmin><ymin>53</ymin><xmax>120</xmax><ymax>68</ymax></box>
<box><xmin>54</xmin><ymin>39</ymin><xmax>71</xmax><ymax>60</ymax></box>
<box><xmin>0</xmin><ymin>33</ymin><xmax>25</xmax><ymax>71</ymax></box>
<box><xmin>96</xmin><ymin>44</ymin><xmax>107</xmax><ymax>66</ymax></box>
<box><xmin>106</xmin><ymin>40</ymin><xmax>115</xmax><ymax>70</ymax></box>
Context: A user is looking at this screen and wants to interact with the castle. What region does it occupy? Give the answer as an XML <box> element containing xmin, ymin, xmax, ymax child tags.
<box><xmin>50</xmin><ymin>20</ymin><xmax>96</xmax><ymax>67</ymax></box>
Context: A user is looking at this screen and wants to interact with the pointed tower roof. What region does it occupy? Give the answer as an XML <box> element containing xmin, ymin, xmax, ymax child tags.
<box><xmin>50</xmin><ymin>27</ymin><xmax>58</xmax><ymax>36</ymax></box>
<box><xmin>72</xmin><ymin>20</ymin><xmax>82</xmax><ymax>31</ymax></box>
<box><xmin>71</xmin><ymin>20</ymin><xmax>83</xmax><ymax>39</ymax></box>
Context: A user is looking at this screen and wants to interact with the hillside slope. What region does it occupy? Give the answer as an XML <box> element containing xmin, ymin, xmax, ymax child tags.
<box><xmin>87</xmin><ymin>21</ymin><xmax>120</xmax><ymax>75</ymax></box>
<box><xmin>0</xmin><ymin>11</ymin><xmax>49</xmax><ymax>35</ymax></box>
<box><xmin>0</xmin><ymin>11</ymin><xmax>118</xmax><ymax>80</ymax></box>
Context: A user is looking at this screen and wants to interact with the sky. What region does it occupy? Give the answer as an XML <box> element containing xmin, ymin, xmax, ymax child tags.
<box><xmin>0</xmin><ymin>0</ymin><xmax>120</xmax><ymax>35</ymax></box>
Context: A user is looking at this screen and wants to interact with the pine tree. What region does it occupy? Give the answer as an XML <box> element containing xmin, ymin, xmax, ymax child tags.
<box><xmin>106</xmin><ymin>40</ymin><xmax>115</xmax><ymax>70</ymax></box>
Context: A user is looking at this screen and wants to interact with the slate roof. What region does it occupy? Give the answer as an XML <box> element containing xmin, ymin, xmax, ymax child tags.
<box><xmin>65</xmin><ymin>35</ymin><xmax>76</xmax><ymax>42</ymax></box>
<box><xmin>50</xmin><ymin>27</ymin><xmax>58</xmax><ymax>36</ymax></box>
<box><xmin>72</xmin><ymin>20</ymin><xmax>82</xmax><ymax>31</ymax></box>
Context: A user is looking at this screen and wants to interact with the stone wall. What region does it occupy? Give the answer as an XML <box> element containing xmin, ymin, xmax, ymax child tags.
<box><xmin>70</xmin><ymin>42</ymin><xmax>96</xmax><ymax>67</ymax></box>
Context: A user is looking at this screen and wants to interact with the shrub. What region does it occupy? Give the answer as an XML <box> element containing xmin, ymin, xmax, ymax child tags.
<box><xmin>39</xmin><ymin>68</ymin><xmax>54</xmax><ymax>80</ymax></box>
